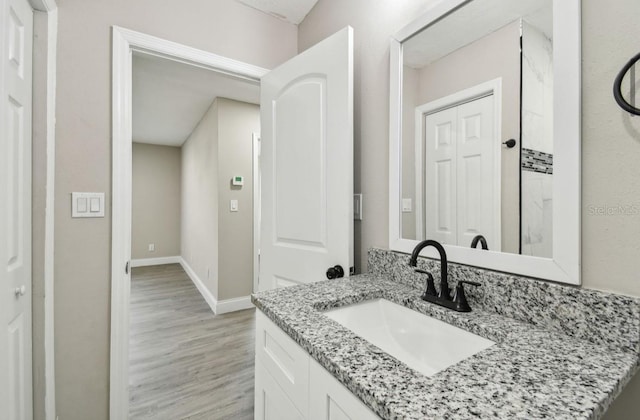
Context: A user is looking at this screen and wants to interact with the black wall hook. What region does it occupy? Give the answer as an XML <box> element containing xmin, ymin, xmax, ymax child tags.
<box><xmin>613</xmin><ymin>52</ymin><xmax>640</xmax><ymax>116</ymax></box>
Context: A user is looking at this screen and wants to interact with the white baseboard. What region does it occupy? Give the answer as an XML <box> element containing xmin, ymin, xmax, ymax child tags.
<box><xmin>177</xmin><ymin>258</ymin><xmax>254</xmax><ymax>315</ymax></box>
<box><xmin>131</xmin><ymin>256</ymin><xmax>181</xmax><ymax>267</ymax></box>
<box><xmin>216</xmin><ymin>296</ymin><xmax>254</xmax><ymax>314</ymax></box>
<box><xmin>179</xmin><ymin>258</ymin><xmax>217</xmax><ymax>314</ymax></box>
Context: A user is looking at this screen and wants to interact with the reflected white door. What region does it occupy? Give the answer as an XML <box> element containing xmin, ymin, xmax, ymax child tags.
<box><xmin>424</xmin><ymin>95</ymin><xmax>497</xmax><ymax>249</ymax></box>
<box><xmin>259</xmin><ymin>27</ymin><xmax>353</xmax><ymax>290</ymax></box>
<box><xmin>456</xmin><ymin>97</ymin><xmax>496</xmax><ymax>248</ymax></box>
<box><xmin>0</xmin><ymin>0</ymin><xmax>34</xmax><ymax>418</ymax></box>
<box><xmin>424</xmin><ymin>107</ymin><xmax>457</xmax><ymax>245</ymax></box>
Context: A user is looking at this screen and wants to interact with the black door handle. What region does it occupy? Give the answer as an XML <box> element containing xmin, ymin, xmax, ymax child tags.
<box><xmin>326</xmin><ymin>265</ymin><xmax>345</xmax><ymax>280</ymax></box>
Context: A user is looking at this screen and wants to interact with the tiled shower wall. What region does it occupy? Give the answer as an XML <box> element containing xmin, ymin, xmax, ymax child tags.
<box><xmin>521</xmin><ymin>20</ymin><xmax>554</xmax><ymax>257</ymax></box>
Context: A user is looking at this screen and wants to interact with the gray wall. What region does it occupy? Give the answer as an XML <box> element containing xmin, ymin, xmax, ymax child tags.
<box><xmin>581</xmin><ymin>0</ymin><xmax>640</xmax><ymax>297</ymax></box>
<box><xmin>216</xmin><ymin>98</ymin><xmax>259</xmax><ymax>301</ymax></box>
<box><xmin>181</xmin><ymin>100</ymin><xmax>220</xmax><ymax>298</ymax></box>
<box><xmin>401</xmin><ymin>65</ymin><xmax>418</xmax><ymax>239</ymax></box>
<box><xmin>53</xmin><ymin>0</ymin><xmax>296</xmax><ymax>418</ymax></box>
<box><xmin>299</xmin><ymin>0</ymin><xmax>640</xmax><ymax>297</ymax></box>
<box><xmin>181</xmin><ymin>97</ymin><xmax>258</xmax><ymax>302</ymax></box>
<box><xmin>132</xmin><ymin>143</ymin><xmax>181</xmax><ymax>260</ymax></box>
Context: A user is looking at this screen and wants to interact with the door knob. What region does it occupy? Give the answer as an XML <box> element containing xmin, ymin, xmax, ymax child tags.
<box><xmin>326</xmin><ymin>265</ymin><xmax>345</xmax><ymax>280</ymax></box>
<box><xmin>14</xmin><ymin>285</ymin><xmax>26</xmax><ymax>297</ymax></box>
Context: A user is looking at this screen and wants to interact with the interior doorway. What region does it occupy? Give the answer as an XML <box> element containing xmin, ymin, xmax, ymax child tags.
<box><xmin>111</xmin><ymin>27</ymin><xmax>268</xmax><ymax>419</ymax></box>
<box><xmin>131</xmin><ymin>52</ymin><xmax>261</xmax><ymax>312</ymax></box>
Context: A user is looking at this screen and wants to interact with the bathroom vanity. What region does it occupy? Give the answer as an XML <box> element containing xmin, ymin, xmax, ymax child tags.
<box><xmin>252</xmin><ymin>249</ymin><xmax>640</xmax><ymax>419</ymax></box>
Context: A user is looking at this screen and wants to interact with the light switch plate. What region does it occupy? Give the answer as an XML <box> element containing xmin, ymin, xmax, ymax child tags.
<box><xmin>72</xmin><ymin>192</ymin><xmax>105</xmax><ymax>218</ymax></box>
<box><xmin>230</xmin><ymin>199</ymin><xmax>239</xmax><ymax>212</ymax></box>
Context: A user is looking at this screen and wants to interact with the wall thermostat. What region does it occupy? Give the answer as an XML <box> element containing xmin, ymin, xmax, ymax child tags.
<box><xmin>232</xmin><ymin>176</ymin><xmax>244</xmax><ymax>186</ymax></box>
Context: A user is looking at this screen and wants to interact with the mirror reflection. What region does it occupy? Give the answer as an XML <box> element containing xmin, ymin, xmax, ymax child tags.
<box><xmin>400</xmin><ymin>0</ymin><xmax>554</xmax><ymax>258</ymax></box>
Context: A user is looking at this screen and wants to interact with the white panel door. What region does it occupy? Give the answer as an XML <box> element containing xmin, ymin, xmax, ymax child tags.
<box><xmin>0</xmin><ymin>0</ymin><xmax>33</xmax><ymax>418</ymax></box>
<box><xmin>456</xmin><ymin>96</ymin><xmax>496</xmax><ymax>248</ymax></box>
<box><xmin>424</xmin><ymin>107</ymin><xmax>457</xmax><ymax>245</ymax></box>
<box><xmin>259</xmin><ymin>27</ymin><xmax>353</xmax><ymax>290</ymax></box>
<box><xmin>423</xmin><ymin>95</ymin><xmax>497</xmax><ymax>248</ymax></box>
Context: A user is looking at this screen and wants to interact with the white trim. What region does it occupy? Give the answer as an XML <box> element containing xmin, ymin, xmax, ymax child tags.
<box><xmin>178</xmin><ymin>258</ymin><xmax>253</xmax><ymax>315</ymax></box>
<box><xmin>41</xmin><ymin>8</ymin><xmax>56</xmax><ymax>420</ymax></box>
<box><xmin>413</xmin><ymin>79</ymin><xmax>502</xmax><ymax>249</ymax></box>
<box><xmin>130</xmin><ymin>256</ymin><xmax>181</xmax><ymax>268</ymax></box>
<box><xmin>28</xmin><ymin>2</ymin><xmax>57</xmax><ymax>419</ymax></box>
<box><xmin>112</xmin><ymin>26</ymin><xmax>267</xmax><ymax>83</ymax></box>
<box><xmin>389</xmin><ymin>0</ymin><xmax>581</xmax><ymax>285</ymax></box>
<box><xmin>217</xmin><ymin>296</ymin><xmax>254</xmax><ymax>314</ymax></box>
<box><xmin>389</xmin><ymin>39</ymin><xmax>403</xmax><ymax>255</ymax></box>
<box><xmin>179</xmin><ymin>258</ymin><xmax>217</xmax><ymax>314</ymax></box>
<box><xmin>253</xmin><ymin>133</ymin><xmax>261</xmax><ymax>293</ymax></box>
<box><xmin>28</xmin><ymin>0</ymin><xmax>56</xmax><ymax>12</ymax></box>
<box><xmin>110</xmin><ymin>27</ymin><xmax>269</xmax><ymax>420</ymax></box>
<box><xmin>394</xmin><ymin>0</ymin><xmax>469</xmax><ymax>42</ymax></box>
<box><xmin>110</xmin><ymin>26</ymin><xmax>133</xmax><ymax>420</ymax></box>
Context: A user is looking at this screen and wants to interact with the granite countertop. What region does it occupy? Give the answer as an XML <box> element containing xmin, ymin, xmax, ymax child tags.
<box><xmin>251</xmin><ymin>274</ymin><xmax>640</xmax><ymax>420</ymax></box>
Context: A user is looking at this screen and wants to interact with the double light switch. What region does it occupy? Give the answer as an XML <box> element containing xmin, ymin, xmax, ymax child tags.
<box><xmin>72</xmin><ymin>192</ymin><xmax>105</xmax><ymax>218</ymax></box>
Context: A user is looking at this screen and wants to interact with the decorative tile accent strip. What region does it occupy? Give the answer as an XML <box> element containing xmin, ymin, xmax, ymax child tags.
<box><xmin>522</xmin><ymin>147</ymin><xmax>553</xmax><ymax>174</ymax></box>
<box><xmin>367</xmin><ymin>248</ymin><xmax>640</xmax><ymax>355</ymax></box>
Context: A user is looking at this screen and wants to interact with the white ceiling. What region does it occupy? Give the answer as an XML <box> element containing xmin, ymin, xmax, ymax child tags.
<box><xmin>403</xmin><ymin>0</ymin><xmax>553</xmax><ymax>69</ymax></box>
<box><xmin>234</xmin><ymin>0</ymin><xmax>319</xmax><ymax>24</ymax></box>
<box><xmin>132</xmin><ymin>53</ymin><xmax>260</xmax><ymax>147</ymax></box>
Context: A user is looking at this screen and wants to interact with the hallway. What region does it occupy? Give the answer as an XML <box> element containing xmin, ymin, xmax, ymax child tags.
<box><xmin>129</xmin><ymin>264</ymin><xmax>255</xmax><ymax>419</ymax></box>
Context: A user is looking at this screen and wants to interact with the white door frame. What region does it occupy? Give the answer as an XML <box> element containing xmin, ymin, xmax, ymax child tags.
<box><xmin>110</xmin><ymin>27</ymin><xmax>268</xmax><ymax>419</ymax></box>
<box><xmin>253</xmin><ymin>132</ymin><xmax>261</xmax><ymax>293</ymax></box>
<box><xmin>31</xmin><ymin>4</ymin><xmax>58</xmax><ymax>420</ymax></box>
<box><xmin>414</xmin><ymin>78</ymin><xmax>502</xmax><ymax>248</ymax></box>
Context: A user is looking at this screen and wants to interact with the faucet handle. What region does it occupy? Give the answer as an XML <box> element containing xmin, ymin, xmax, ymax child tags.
<box><xmin>415</xmin><ymin>269</ymin><xmax>438</xmax><ymax>298</ymax></box>
<box><xmin>453</xmin><ymin>280</ymin><xmax>481</xmax><ymax>312</ymax></box>
<box><xmin>459</xmin><ymin>280</ymin><xmax>481</xmax><ymax>287</ymax></box>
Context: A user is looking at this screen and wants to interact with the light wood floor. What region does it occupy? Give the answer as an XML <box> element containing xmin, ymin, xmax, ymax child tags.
<box><xmin>129</xmin><ymin>263</ymin><xmax>255</xmax><ymax>419</ymax></box>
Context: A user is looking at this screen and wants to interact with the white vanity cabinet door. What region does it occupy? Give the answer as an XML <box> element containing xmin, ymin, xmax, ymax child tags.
<box><xmin>308</xmin><ymin>359</ymin><xmax>380</xmax><ymax>420</ymax></box>
<box><xmin>255</xmin><ymin>310</ymin><xmax>310</xmax><ymax>414</ymax></box>
<box><xmin>255</xmin><ymin>358</ymin><xmax>305</xmax><ymax>420</ymax></box>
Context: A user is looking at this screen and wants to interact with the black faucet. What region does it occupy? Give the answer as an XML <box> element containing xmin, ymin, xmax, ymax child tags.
<box><xmin>409</xmin><ymin>240</ymin><xmax>450</xmax><ymax>300</ymax></box>
<box><xmin>470</xmin><ymin>235</ymin><xmax>488</xmax><ymax>250</ymax></box>
<box><xmin>409</xmin><ymin>239</ymin><xmax>481</xmax><ymax>312</ymax></box>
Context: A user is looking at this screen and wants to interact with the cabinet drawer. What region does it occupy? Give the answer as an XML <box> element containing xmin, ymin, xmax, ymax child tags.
<box><xmin>255</xmin><ymin>310</ymin><xmax>310</xmax><ymax>414</ymax></box>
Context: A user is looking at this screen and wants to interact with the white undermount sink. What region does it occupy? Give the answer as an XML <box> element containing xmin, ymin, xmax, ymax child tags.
<box><xmin>324</xmin><ymin>298</ymin><xmax>495</xmax><ymax>377</ymax></box>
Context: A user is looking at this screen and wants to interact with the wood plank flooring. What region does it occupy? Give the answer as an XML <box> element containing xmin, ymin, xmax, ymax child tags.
<box><xmin>129</xmin><ymin>263</ymin><xmax>255</xmax><ymax>419</ymax></box>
